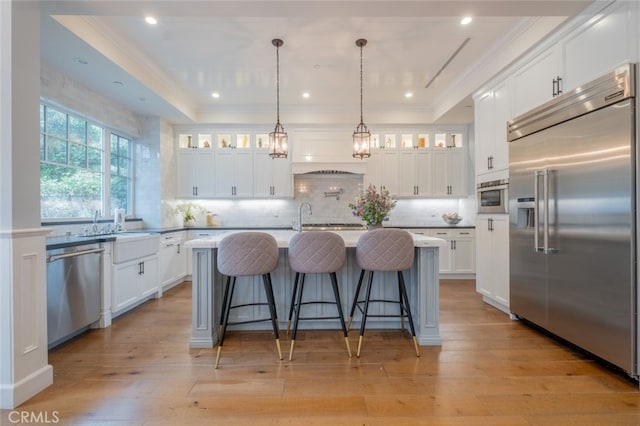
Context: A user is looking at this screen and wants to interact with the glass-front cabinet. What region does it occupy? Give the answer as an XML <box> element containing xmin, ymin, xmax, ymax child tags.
<box><xmin>177</xmin><ymin>133</ymin><xmax>213</xmax><ymax>150</ymax></box>
<box><xmin>175</xmin><ymin>128</ymin><xmax>293</xmax><ymax>199</ymax></box>
<box><xmin>175</xmin><ymin>126</ymin><xmax>467</xmax><ymax>200</ymax></box>
<box><xmin>370</xmin><ymin>129</ymin><xmax>467</xmax><ymax>198</ymax></box>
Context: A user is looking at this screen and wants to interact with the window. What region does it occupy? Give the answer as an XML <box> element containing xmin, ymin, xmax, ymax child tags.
<box><xmin>40</xmin><ymin>104</ymin><xmax>133</xmax><ymax>219</ymax></box>
<box><xmin>110</xmin><ymin>134</ymin><xmax>132</xmax><ymax>213</ymax></box>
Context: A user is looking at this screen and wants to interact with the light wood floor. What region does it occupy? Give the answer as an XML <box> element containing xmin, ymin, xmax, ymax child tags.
<box><xmin>3</xmin><ymin>279</ymin><xmax>639</xmax><ymax>425</ymax></box>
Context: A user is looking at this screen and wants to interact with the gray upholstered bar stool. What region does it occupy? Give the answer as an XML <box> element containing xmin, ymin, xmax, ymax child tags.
<box><xmin>347</xmin><ymin>228</ymin><xmax>420</xmax><ymax>357</ymax></box>
<box><xmin>287</xmin><ymin>231</ymin><xmax>352</xmax><ymax>360</ymax></box>
<box><xmin>215</xmin><ymin>232</ymin><xmax>282</xmax><ymax>368</ymax></box>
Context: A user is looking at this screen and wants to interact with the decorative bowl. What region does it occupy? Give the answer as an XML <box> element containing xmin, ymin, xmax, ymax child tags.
<box><xmin>442</xmin><ymin>213</ymin><xmax>462</xmax><ymax>225</ymax></box>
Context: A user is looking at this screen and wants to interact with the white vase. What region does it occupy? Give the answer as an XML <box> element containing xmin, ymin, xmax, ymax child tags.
<box><xmin>184</xmin><ymin>219</ymin><xmax>196</xmax><ymax>228</ymax></box>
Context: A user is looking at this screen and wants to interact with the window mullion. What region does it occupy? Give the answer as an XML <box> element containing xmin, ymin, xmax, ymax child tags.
<box><xmin>104</xmin><ymin>129</ymin><xmax>112</xmax><ymax>217</ymax></box>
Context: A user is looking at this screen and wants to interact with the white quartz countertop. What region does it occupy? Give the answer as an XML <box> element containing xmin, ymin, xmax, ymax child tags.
<box><xmin>185</xmin><ymin>229</ymin><xmax>446</xmax><ymax>249</ymax></box>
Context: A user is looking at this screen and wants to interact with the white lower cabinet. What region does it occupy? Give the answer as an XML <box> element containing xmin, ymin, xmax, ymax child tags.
<box><xmin>159</xmin><ymin>231</ymin><xmax>187</xmax><ymax>289</ymax></box>
<box><xmin>430</xmin><ymin>229</ymin><xmax>475</xmax><ymax>275</ymax></box>
<box><xmin>407</xmin><ymin>229</ymin><xmax>475</xmax><ymax>275</ymax></box>
<box><xmin>112</xmin><ymin>254</ymin><xmax>159</xmax><ymax>316</ymax></box>
<box><xmin>475</xmin><ymin>214</ymin><xmax>510</xmax><ymax>313</ymax></box>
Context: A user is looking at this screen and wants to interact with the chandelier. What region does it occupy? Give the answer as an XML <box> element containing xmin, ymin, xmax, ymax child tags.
<box><xmin>352</xmin><ymin>38</ymin><xmax>371</xmax><ymax>159</ymax></box>
<box><xmin>269</xmin><ymin>38</ymin><xmax>288</xmax><ymax>158</ymax></box>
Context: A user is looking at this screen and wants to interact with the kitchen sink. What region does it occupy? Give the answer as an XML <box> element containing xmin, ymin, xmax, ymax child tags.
<box><xmin>114</xmin><ymin>232</ymin><xmax>154</xmax><ymax>238</ymax></box>
<box><xmin>112</xmin><ymin>232</ymin><xmax>159</xmax><ymax>263</ymax></box>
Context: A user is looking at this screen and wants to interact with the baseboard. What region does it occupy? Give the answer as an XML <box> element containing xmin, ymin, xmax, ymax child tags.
<box><xmin>0</xmin><ymin>364</ymin><xmax>53</xmax><ymax>409</ymax></box>
<box><xmin>481</xmin><ymin>295</ymin><xmax>511</xmax><ymax>315</ymax></box>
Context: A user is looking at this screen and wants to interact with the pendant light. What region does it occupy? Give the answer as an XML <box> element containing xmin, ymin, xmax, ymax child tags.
<box><xmin>269</xmin><ymin>38</ymin><xmax>288</xmax><ymax>158</ymax></box>
<box><xmin>353</xmin><ymin>38</ymin><xmax>371</xmax><ymax>159</ymax></box>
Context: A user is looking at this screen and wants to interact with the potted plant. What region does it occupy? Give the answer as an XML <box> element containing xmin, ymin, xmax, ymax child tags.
<box><xmin>349</xmin><ymin>184</ymin><xmax>397</xmax><ymax>229</ymax></box>
<box><xmin>174</xmin><ymin>203</ymin><xmax>204</xmax><ymax>227</ymax></box>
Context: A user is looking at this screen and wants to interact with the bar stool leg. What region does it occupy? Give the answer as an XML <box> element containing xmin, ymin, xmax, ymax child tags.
<box><xmin>329</xmin><ymin>272</ymin><xmax>352</xmax><ymax>357</ymax></box>
<box><xmin>397</xmin><ymin>275</ymin><xmax>405</xmax><ymax>333</ymax></box>
<box><xmin>398</xmin><ymin>271</ymin><xmax>420</xmax><ymax>357</ymax></box>
<box><xmin>357</xmin><ymin>271</ymin><xmax>375</xmax><ymax>358</ymax></box>
<box><xmin>218</xmin><ymin>275</ymin><xmax>233</xmax><ymax>342</ymax></box>
<box><xmin>347</xmin><ymin>269</ymin><xmax>366</xmax><ymax>330</ymax></box>
<box><xmin>287</xmin><ymin>272</ymin><xmax>300</xmax><ymax>336</ymax></box>
<box><xmin>262</xmin><ymin>273</ymin><xmax>283</xmax><ymax>360</ymax></box>
<box><xmin>216</xmin><ymin>276</ymin><xmax>236</xmax><ymax>368</ymax></box>
<box><xmin>289</xmin><ymin>273</ymin><xmax>306</xmax><ymax>360</ymax></box>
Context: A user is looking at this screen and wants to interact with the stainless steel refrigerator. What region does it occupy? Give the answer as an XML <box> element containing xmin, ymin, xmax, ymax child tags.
<box><xmin>508</xmin><ymin>63</ymin><xmax>637</xmax><ymax>377</ymax></box>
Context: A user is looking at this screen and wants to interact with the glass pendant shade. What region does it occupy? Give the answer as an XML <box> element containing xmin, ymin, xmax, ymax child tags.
<box><xmin>269</xmin><ymin>122</ymin><xmax>288</xmax><ymax>158</ymax></box>
<box><xmin>353</xmin><ymin>38</ymin><xmax>371</xmax><ymax>159</ymax></box>
<box><xmin>353</xmin><ymin>122</ymin><xmax>371</xmax><ymax>159</ymax></box>
<box><xmin>269</xmin><ymin>38</ymin><xmax>288</xmax><ymax>158</ymax></box>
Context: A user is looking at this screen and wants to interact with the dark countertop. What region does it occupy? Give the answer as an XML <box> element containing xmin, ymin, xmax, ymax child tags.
<box><xmin>46</xmin><ymin>234</ymin><xmax>117</xmax><ymax>250</ymax></box>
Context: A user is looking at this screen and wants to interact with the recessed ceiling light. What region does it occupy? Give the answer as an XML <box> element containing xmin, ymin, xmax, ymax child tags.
<box><xmin>461</xmin><ymin>16</ymin><xmax>472</xmax><ymax>25</ymax></box>
<box><xmin>211</xmin><ymin>92</ymin><xmax>220</xmax><ymax>98</ymax></box>
<box><xmin>145</xmin><ymin>16</ymin><xmax>157</xmax><ymax>25</ymax></box>
<box><xmin>302</xmin><ymin>92</ymin><xmax>310</xmax><ymax>99</ymax></box>
<box><xmin>405</xmin><ymin>92</ymin><xmax>414</xmax><ymax>98</ymax></box>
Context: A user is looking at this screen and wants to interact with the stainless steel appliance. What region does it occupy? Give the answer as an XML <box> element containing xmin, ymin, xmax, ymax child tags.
<box><xmin>46</xmin><ymin>243</ymin><xmax>104</xmax><ymax>348</ymax></box>
<box><xmin>508</xmin><ymin>63</ymin><xmax>637</xmax><ymax>377</ymax></box>
<box><xmin>477</xmin><ymin>179</ymin><xmax>508</xmax><ymax>214</ymax></box>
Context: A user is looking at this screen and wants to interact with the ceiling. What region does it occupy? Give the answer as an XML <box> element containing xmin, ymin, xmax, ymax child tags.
<box><xmin>39</xmin><ymin>1</ymin><xmax>594</xmax><ymax>126</ymax></box>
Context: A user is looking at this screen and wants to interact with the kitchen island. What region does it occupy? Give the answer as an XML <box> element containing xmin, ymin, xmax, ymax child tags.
<box><xmin>185</xmin><ymin>230</ymin><xmax>445</xmax><ymax>348</ymax></box>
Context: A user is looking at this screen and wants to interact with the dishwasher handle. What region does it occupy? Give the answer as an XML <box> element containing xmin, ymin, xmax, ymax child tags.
<box><xmin>47</xmin><ymin>247</ymin><xmax>105</xmax><ymax>263</ymax></box>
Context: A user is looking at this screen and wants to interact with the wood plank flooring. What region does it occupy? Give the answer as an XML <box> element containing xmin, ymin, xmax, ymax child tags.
<box><xmin>2</xmin><ymin>279</ymin><xmax>639</xmax><ymax>425</ymax></box>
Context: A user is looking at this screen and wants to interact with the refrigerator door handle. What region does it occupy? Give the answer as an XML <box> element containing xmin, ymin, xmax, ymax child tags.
<box><xmin>543</xmin><ymin>169</ymin><xmax>558</xmax><ymax>254</ymax></box>
<box><xmin>534</xmin><ymin>170</ymin><xmax>544</xmax><ymax>252</ymax></box>
<box><xmin>536</xmin><ymin>169</ymin><xmax>558</xmax><ymax>254</ymax></box>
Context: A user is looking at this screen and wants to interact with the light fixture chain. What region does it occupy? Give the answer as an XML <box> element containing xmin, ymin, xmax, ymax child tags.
<box><xmin>360</xmin><ymin>42</ymin><xmax>364</xmax><ymax>124</ymax></box>
<box><xmin>276</xmin><ymin>43</ymin><xmax>280</xmax><ymax>123</ymax></box>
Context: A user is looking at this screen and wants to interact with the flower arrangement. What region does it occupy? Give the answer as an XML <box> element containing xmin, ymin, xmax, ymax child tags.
<box><xmin>174</xmin><ymin>202</ymin><xmax>205</xmax><ymax>225</ymax></box>
<box><xmin>349</xmin><ymin>184</ymin><xmax>397</xmax><ymax>226</ymax></box>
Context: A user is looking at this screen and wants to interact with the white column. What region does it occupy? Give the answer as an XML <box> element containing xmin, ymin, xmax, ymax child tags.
<box><xmin>0</xmin><ymin>0</ymin><xmax>53</xmax><ymax>409</ymax></box>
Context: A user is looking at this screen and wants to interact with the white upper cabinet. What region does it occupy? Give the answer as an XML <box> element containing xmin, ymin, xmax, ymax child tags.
<box><xmin>398</xmin><ymin>150</ymin><xmax>433</xmax><ymax>197</ymax></box>
<box><xmin>511</xmin><ymin>47</ymin><xmax>561</xmax><ymax>118</ymax></box>
<box><xmin>562</xmin><ymin>1</ymin><xmax>634</xmax><ymax>90</ymax></box>
<box><xmin>475</xmin><ymin>81</ymin><xmax>511</xmax><ymax>177</ymax></box>
<box><xmin>431</xmin><ymin>133</ymin><xmax>467</xmax><ymax>197</ymax></box>
<box><xmin>253</xmin><ymin>150</ymin><xmax>293</xmax><ymax>198</ymax></box>
<box><xmin>511</xmin><ymin>1</ymin><xmax>635</xmax><ymax>118</ymax></box>
<box><xmin>214</xmin><ymin>149</ymin><xmax>253</xmax><ymax>197</ymax></box>
<box><xmin>432</xmin><ymin>148</ymin><xmax>467</xmax><ymax>197</ymax></box>
<box><xmin>176</xmin><ymin>150</ymin><xmax>215</xmax><ymax>198</ymax></box>
<box><xmin>365</xmin><ymin>147</ymin><xmax>399</xmax><ymax>195</ymax></box>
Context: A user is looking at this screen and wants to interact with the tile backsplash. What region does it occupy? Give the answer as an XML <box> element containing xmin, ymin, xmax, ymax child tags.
<box><xmin>166</xmin><ymin>173</ymin><xmax>476</xmax><ymax>229</ymax></box>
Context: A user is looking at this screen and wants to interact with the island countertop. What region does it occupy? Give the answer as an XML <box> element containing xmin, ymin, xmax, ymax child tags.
<box><xmin>185</xmin><ymin>229</ymin><xmax>446</xmax><ymax>249</ymax></box>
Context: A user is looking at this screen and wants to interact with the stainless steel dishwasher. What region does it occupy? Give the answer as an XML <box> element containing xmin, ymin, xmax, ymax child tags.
<box><xmin>46</xmin><ymin>243</ymin><xmax>104</xmax><ymax>348</ymax></box>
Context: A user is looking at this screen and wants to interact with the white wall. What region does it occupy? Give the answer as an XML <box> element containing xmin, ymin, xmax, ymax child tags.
<box><xmin>1</xmin><ymin>0</ymin><xmax>53</xmax><ymax>409</ymax></box>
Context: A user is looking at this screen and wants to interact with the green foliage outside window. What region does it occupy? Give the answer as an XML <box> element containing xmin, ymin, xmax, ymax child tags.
<box><xmin>40</xmin><ymin>104</ymin><xmax>132</xmax><ymax>219</ymax></box>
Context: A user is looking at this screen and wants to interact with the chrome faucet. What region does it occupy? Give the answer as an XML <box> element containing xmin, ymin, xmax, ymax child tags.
<box><xmin>295</xmin><ymin>202</ymin><xmax>312</xmax><ymax>232</ymax></box>
<box><xmin>92</xmin><ymin>209</ymin><xmax>100</xmax><ymax>234</ymax></box>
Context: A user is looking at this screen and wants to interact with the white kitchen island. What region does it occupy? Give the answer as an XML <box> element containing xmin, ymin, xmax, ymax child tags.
<box><xmin>185</xmin><ymin>230</ymin><xmax>445</xmax><ymax>348</ymax></box>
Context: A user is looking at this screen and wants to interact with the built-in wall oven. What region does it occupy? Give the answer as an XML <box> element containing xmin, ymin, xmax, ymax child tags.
<box><xmin>477</xmin><ymin>179</ymin><xmax>508</xmax><ymax>214</ymax></box>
